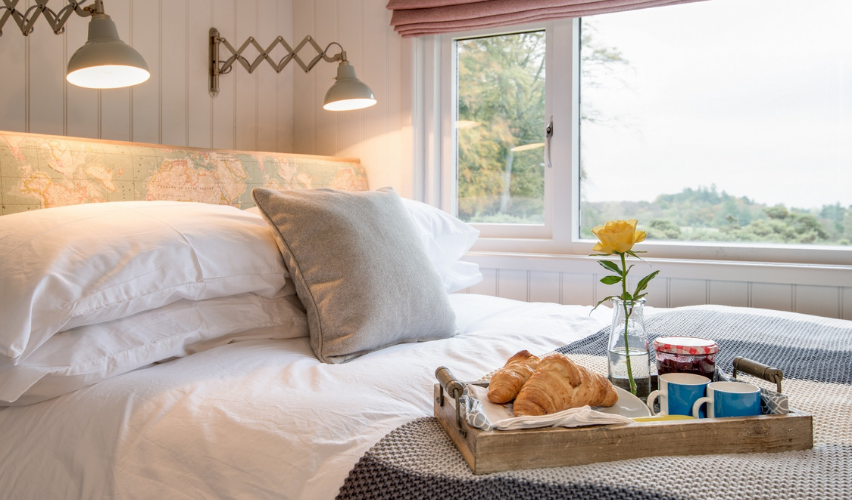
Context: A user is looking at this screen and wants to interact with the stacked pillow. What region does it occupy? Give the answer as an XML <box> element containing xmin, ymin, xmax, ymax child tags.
<box><xmin>0</xmin><ymin>192</ymin><xmax>482</xmax><ymax>403</ymax></box>
<box><xmin>0</xmin><ymin>201</ymin><xmax>306</xmax><ymax>405</ymax></box>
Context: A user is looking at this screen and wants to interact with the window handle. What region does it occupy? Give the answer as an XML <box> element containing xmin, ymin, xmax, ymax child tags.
<box><xmin>545</xmin><ymin>116</ymin><xmax>554</xmax><ymax>168</ymax></box>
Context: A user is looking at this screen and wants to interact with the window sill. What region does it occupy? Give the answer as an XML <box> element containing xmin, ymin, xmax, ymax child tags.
<box><xmin>462</xmin><ymin>250</ymin><xmax>852</xmax><ymax>287</ymax></box>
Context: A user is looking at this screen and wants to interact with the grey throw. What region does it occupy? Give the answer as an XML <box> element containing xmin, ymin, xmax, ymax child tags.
<box><xmin>337</xmin><ymin>306</ymin><xmax>852</xmax><ymax>500</ymax></box>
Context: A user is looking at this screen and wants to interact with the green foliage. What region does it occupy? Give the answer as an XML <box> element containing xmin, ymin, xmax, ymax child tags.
<box><xmin>581</xmin><ymin>185</ymin><xmax>852</xmax><ymax>246</ymax></box>
<box><xmin>457</xmin><ymin>32</ymin><xmax>546</xmax><ymax>223</ymax></box>
<box><xmin>591</xmin><ymin>253</ymin><xmax>658</xmax><ymax>314</ymax></box>
<box><xmin>600</xmin><ymin>275</ymin><xmax>623</xmax><ymax>285</ymax></box>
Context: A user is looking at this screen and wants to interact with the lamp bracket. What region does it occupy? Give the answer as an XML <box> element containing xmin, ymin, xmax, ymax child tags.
<box><xmin>209</xmin><ymin>27</ymin><xmax>345</xmax><ymax>97</ymax></box>
<box><xmin>0</xmin><ymin>0</ymin><xmax>94</xmax><ymax>37</ymax></box>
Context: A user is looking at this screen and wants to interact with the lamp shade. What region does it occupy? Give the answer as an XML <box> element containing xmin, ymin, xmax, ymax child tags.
<box><xmin>66</xmin><ymin>13</ymin><xmax>150</xmax><ymax>89</ymax></box>
<box><xmin>323</xmin><ymin>62</ymin><xmax>376</xmax><ymax>111</ymax></box>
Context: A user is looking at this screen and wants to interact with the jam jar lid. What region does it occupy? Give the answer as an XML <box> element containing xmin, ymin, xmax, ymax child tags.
<box><xmin>653</xmin><ymin>336</ymin><xmax>719</xmax><ymax>355</ymax></box>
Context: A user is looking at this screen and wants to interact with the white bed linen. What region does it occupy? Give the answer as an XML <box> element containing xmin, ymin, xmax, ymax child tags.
<box><xmin>0</xmin><ymin>294</ymin><xmax>613</xmax><ymax>500</ymax></box>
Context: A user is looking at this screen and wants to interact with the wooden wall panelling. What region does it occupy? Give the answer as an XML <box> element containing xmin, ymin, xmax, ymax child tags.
<box><xmin>642</xmin><ymin>275</ymin><xmax>668</xmax><ymax>308</ymax></box>
<box><xmin>65</xmin><ymin>9</ymin><xmax>99</xmax><ymax>140</ymax></box>
<box><xmin>188</xmin><ymin>0</ymin><xmax>213</xmax><ymax>149</ymax></box>
<box><xmin>313</xmin><ymin>0</ymin><xmax>338</xmax><ymax>157</ymax></box>
<box><xmin>795</xmin><ymin>285</ymin><xmax>840</xmax><ymax>319</ymax></box>
<box><xmin>255</xmin><ymin>0</ymin><xmax>278</xmax><ymax>153</ymax></box>
<box><xmin>161</xmin><ymin>0</ymin><xmax>188</xmax><ymax>147</ymax></box>
<box><xmin>291</xmin><ymin>0</ymin><xmax>405</xmax><ymax>192</ymax></box>
<box><xmin>669</xmin><ymin>278</ymin><xmax>708</xmax><ymax>308</ymax></box>
<box><xmin>235</xmin><ymin>1</ymin><xmax>258</xmax><ymax>151</ymax></box>
<box><xmin>561</xmin><ymin>273</ymin><xmax>595</xmax><ymax>306</ymax></box>
<box><xmin>751</xmin><ymin>283</ymin><xmax>793</xmax><ymax>312</ymax></box>
<box><xmin>709</xmin><ymin>280</ymin><xmax>750</xmax><ymax>308</ymax></box>
<box><xmin>619</xmin><ymin>273</ymin><xmax>665</xmax><ymax>309</ymax></box>
<box><xmin>336</xmin><ymin>0</ymin><xmax>363</xmax><ymax>160</ymax></box>
<box><xmin>475</xmin><ymin>269</ymin><xmax>847</xmax><ymax>319</ymax></box>
<box><xmin>529</xmin><ymin>271</ymin><xmax>561</xmax><ymax>303</ymax></box>
<box><xmin>0</xmin><ymin>2</ymin><xmax>26</xmax><ymax>134</ymax></box>
<box><xmin>469</xmin><ymin>268</ymin><xmax>498</xmax><ymax>296</ymax></box>
<box><xmin>594</xmin><ymin>273</ymin><xmax>621</xmax><ymax>307</ymax></box>
<box><xmin>0</xmin><ymin>0</ymin><xmax>293</xmax><ymax>164</ymax></box>
<box><xmin>364</xmin><ymin>0</ymin><xmax>402</xmax><ymax>191</ymax></box>
<box><xmin>99</xmin><ymin>1</ymin><xmax>132</xmax><ymax>142</ymax></box>
<box><xmin>497</xmin><ymin>269</ymin><xmax>528</xmax><ymax>302</ymax></box>
<box><xmin>292</xmin><ymin>0</ymin><xmax>315</xmax><ymax>154</ymax></box>
<box><xmin>27</xmin><ymin>2</ymin><xmax>65</xmax><ymax>137</ymax></box>
<box><xmin>359</xmin><ymin>0</ymin><xmax>388</xmax><ymax>189</ymax></box>
<box><xmin>211</xmin><ymin>0</ymin><xmax>237</xmax><ymax>150</ymax></box>
<box><xmin>131</xmin><ymin>0</ymin><xmax>160</xmax><ymax>144</ymax></box>
<box><xmin>276</xmin><ymin>0</ymin><xmax>294</xmax><ymax>154</ymax></box>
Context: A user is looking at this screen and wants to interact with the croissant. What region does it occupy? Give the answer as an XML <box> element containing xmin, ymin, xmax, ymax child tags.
<box><xmin>487</xmin><ymin>350</ymin><xmax>541</xmax><ymax>404</ymax></box>
<box><xmin>513</xmin><ymin>353</ymin><xmax>618</xmax><ymax>416</ymax></box>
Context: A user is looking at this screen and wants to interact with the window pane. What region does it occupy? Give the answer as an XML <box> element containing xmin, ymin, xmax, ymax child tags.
<box><xmin>579</xmin><ymin>0</ymin><xmax>852</xmax><ymax>245</ymax></box>
<box><xmin>456</xmin><ymin>31</ymin><xmax>546</xmax><ymax>224</ymax></box>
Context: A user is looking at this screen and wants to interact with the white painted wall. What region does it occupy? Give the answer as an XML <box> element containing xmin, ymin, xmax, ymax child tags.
<box><xmin>0</xmin><ymin>0</ymin><xmax>294</xmax><ymax>153</ymax></box>
<box><xmin>291</xmin><ymin>0</ymin><xmax>411</xmax><ymax>196</ymax></box>
<box><xmin>459</xmin><ymin>254</ymin><xmax>852</xmax><ymax>320</ymax></box>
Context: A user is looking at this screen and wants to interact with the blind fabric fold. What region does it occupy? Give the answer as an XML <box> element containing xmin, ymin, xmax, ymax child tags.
<box><xmin>387</xmin><ymin>0</ymin><xmax>708</xmax><ymax>37</ymax></box>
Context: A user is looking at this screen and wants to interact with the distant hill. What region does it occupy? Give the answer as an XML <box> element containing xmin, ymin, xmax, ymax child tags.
<box><xmin>581</xmin><ymin>186</ymin><xmax>852</xmax><ymax>245</ymax></box>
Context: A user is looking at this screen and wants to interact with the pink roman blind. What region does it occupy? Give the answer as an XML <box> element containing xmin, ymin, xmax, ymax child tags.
<box><xmin>387</xmin><ymin>0</ymin><xmax>708</xmax><ymax>37</ymax></box>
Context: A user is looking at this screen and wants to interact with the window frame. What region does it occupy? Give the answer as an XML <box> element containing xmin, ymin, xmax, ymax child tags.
<box><xmin>427</xmin><ymin>18</ymin><xmax>851</xmax><ymax>267</ymax></box>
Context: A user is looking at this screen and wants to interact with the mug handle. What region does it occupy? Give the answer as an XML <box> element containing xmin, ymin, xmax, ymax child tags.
<box><xmin>692</xmin><ymin>397</ymin><xmax>712</xmax><ymax>418</ymax></box>
<box><xmin>647</xmin><ymin>390</ymin><xmax>662</xmax><ymax>415</ymax></box>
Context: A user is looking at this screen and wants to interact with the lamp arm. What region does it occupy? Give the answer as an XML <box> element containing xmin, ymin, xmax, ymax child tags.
<box><xmin>209</xmin><ymin>29</ymin><xmax>353</xmax><ymax>97</ymax></box>
<box><xmin>321</xmin><ymin>42</ymin><xmax>345</xmax><ymax>62</ymax></box>
<box><xmin>0</xmin><ymin>0</ymin><xmax>93</xmax><ymax>36</ymax></box>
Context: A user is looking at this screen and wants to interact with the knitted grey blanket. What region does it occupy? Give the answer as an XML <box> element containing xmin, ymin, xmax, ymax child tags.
<box><xmin>337</xmin><ymin>306</ymin><xmax>852</xmax><ymax>500</ymax></box>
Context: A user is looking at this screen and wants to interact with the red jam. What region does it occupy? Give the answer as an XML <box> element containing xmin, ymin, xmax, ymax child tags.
<box><xmin>653</xmin><ymin>336</ymin><xmax>718</xmax><ymax>380</ymax></box>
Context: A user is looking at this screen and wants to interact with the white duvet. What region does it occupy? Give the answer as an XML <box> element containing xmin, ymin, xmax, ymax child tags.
<box><xmin>0</xmin><ymin>295</ymin><xmax>613</xmax><ymax>500</ymax></box>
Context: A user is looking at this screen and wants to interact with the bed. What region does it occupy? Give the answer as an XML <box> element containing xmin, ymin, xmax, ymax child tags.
<box><xmin>0</xmin><ymin>131</ymin><xmax>850</xmax><ymax>500</ymax></box>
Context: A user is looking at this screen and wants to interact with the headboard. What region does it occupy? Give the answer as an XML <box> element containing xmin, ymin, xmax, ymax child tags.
<box><xmin>0</xmin><ymin>131</ymin><xmax>368</xmax><ymax>215</ymax></box>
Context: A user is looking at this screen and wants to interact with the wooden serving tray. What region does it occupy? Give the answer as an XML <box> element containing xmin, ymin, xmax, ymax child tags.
<box><xmin>433</xmin><ymin>384</ymin><xmax>813</xmax><ymax>475</ymax></box>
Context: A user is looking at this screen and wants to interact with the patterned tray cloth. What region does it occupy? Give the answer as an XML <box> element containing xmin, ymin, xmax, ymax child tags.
<box><xmin>337</xmin><ymin>306</ymin><xmax>852</xmax><ymax>500</ymax></box>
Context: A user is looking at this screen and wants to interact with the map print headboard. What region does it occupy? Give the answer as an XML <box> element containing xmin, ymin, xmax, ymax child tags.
<box><xmin>0</xmin><ymin>131</ymin><xmax>368</xmax><ymax>215</ymax></box>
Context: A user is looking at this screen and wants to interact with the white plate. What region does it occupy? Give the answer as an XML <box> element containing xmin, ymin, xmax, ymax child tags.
<box><xmin>594</xmin><ymin>387</ymin><xmax>651</xmax><ymax>418</ymax></box>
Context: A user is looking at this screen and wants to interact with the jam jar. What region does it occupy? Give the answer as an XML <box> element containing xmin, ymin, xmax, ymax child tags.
<box><xmin>653</xmin><ymin>336</ymin><xmax>718</xmax><ymax>380</ymax></box>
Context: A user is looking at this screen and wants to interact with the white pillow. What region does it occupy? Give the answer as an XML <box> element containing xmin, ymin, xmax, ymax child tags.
<box><xmin>398</xmin><ymin>198</ymin><xmax>482</xmax><ymax>292</ymax></box>
<box><xmin>0</xmin><ymin>201</ymin><xmax>288</xmax><ymax>365</ymax></box>
<box><xmin>245</xmin><ymin>198</ymin><xmax>482</xmax><ymax>292</ymax></box>
<box><xmin>0</xmin><ymin>286</ymin><xmax>308</xmax><ymax>406</ymax></box>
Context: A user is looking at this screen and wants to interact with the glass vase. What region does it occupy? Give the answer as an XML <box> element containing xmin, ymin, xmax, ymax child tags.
<box><xmin>607</xmin><ymin>297</ymin><xmax>651</xmax><ymax>401</ymax></box>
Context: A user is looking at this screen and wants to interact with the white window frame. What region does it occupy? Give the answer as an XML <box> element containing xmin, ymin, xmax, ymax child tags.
<box><xmin>413</xmin><ymin>18</ymin><xmax>851</xmax><ymax>267</ymax></box>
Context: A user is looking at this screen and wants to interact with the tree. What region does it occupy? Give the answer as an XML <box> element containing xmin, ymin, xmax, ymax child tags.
<box><xmin>457</xmin><ymin>32</ymin><xmax>546</xmax><ymax>222</ymax></box>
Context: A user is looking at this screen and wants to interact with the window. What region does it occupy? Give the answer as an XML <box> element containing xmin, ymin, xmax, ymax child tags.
<box><xmin>437</xmin><ymin>0</ymin><xmax>851</xmax><ymax>264</ymax></box>
<box><xmin>456</xmin><ymin>31</ymin><xmax>546</xmax><ymax>225</ymax></box>
<box><xmin>579</xmin><ymin>0</ymin><xmax>852</xmax><ymax>247</ymax></box>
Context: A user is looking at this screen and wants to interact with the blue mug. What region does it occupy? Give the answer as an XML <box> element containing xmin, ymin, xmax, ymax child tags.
<box><xmin>647</xmin><ymin>373</ymin><xmax>711</xmax><ymax>417</ymax></box>
<box><xmin>692</xmin><ymin>381</ymin><xmax>761</xmax><ymax>419</ymax></box>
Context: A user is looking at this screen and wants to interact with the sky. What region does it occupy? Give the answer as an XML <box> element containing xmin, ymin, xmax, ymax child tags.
<box><xmin>579</xmin><ymin>0</ymin><xmax>852</xmax><ymax>209</ymax></box>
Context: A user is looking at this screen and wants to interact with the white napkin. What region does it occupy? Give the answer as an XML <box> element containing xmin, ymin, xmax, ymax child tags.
<box><xmin>466</xmin><ymin>384</ymin><xmax>634</xmax><ymax>431</ymax></box>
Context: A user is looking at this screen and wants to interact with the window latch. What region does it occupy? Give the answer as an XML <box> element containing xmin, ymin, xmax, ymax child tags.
<box><xmin>545</xmin><ymin>116</ymin><xmax>554</xmax><ymax>168</ymax></box>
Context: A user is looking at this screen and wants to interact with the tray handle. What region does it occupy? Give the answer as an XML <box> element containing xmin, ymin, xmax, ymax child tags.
<box><xmin>435</xmin><ymin>366</ymin><xmax>467</xmax><ymax>437</ymax></box>
<box><xmin>732</xmin><ymin>356</ymin><xmax>783</xmax><ymax>393</ymax></box>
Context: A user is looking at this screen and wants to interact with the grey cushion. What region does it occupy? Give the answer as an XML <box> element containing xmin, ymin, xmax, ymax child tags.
<box><xmin>251</xmin><ymin>187</ymin><xmax>457</xmax><ymax>364</ymax></box>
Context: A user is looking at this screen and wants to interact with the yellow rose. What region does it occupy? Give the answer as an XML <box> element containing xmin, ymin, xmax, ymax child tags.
<box><xmin>591</xmin><ymin>219</ymin><xmax>646</xmax><ymax>255</ymax></box>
